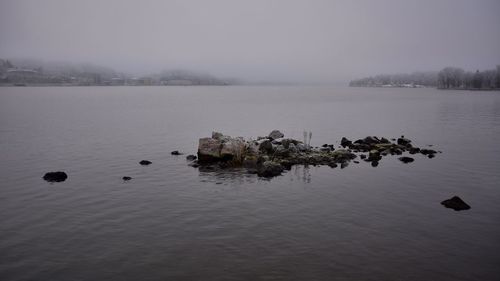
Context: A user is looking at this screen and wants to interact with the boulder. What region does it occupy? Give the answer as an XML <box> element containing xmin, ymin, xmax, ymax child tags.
<box><xmin>397</xmin><ymin>137</ymin><xmax>411</xmax><ymax>146</ymax></box>
<box><xmin>139</xmin><ymin>160</ymin><xmax>152</xmax><ymax>165</ymax></box>
<box><xmin>220</xmin><ymin>137</ymin><xmax>246</xmax><ymax>162</ymax></box>
<box><xmin>212</xmin><ymin>131</ymin><xmax>223</xmax><ymax>140</ymax></box>
<box><xmin>340</xmin><ymin>137</ymin><xmax>352</xmax><ymax>147</ymax></box>
<box><xmin>258</xmin><ymin>139</ymin><xmax>274</xmax><ymax>154</ymax></box>
<box><xmin>257</xmin><ymin>161</ymin><xmax>284</xmax><ymax>177</ymax></box>
<box><xmin>268</xmin><ymin>130</ymin><xmax>284</xmax><ymax>140</ymax></box>
<box><xmin>43</xmin><ymin>171</ymin><xmax>68</xmax><ymax>182</ymax></box>
<box><xmin>198</xmin><ymin>137</ymin><xmax>222</xmax><ymax>163</ymax></box>
<box><xmin>171</xmin><ymin>150</ymin><xmax>182</xmax><ymax>155</ymax></box>
<box><xmin>398</xmin><ymin>156</ymin><xmax>414</xmax><ymax>163</ymax></box>
<box><xmin>441</xmin><ymin>196</ymin><xmax>471</xmax><ymax>211</ymax></box>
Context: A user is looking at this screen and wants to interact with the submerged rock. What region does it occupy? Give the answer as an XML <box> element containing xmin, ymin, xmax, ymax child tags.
<box><xmin>139</xmin><ymin>160</ymin><xmax>152</xmax><ymax>165</ymax></box>
<box><xmin>186</xmin><ymin>155</ymin><xmax>197</xmax><ymax>161</ymax></box>
<box><xmin>441</xmin><ymin>196</ymin><xmax>471</xmax><ymax>211</ymax></box>
<box><xmin>43</xmin><ymin>171</ymin><xmax>68</xmax><ymax>182</ymax></box>
<box><xmin>398</xmin><ymin>156</ymin><xmax>415</xmax><ymax>163</ymax></box>
<box><xmin>171</xmin><ymin>150</ymin><xmax>182</xmax><ymax>155</ymax></box>
<box><xmin>122</xmin><ymin>176</ymin><xmax>132</xmax><ymax>181</ymax></box>
<box><xmin>257</xmin><ymin>161</ymin><xmax>284</xmax><ymax>177</ymax></box>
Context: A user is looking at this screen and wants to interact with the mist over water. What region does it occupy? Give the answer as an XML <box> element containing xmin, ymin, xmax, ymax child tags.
<box><xmin>1</xmin><ymin>0</ymin><xmax>500</xmax><ymax>83</ymax></box>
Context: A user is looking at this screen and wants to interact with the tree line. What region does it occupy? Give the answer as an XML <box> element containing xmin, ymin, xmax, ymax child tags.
<box><xmin>349</xmin><ymin>65</ymin><xmax>500</xmax><ymax>90</ymax></box>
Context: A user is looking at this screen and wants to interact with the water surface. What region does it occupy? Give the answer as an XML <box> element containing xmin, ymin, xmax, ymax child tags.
<box><xmin>1</xmin><ymin>86</ymin><xmax>500</xmax><ymax>281</ymax></box>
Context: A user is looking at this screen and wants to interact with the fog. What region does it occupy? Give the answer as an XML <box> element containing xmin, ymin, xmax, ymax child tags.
<box><xmin>1</xmin><ymin>0</ymin><xmax>499</xmax><ymax>83</ymax></box>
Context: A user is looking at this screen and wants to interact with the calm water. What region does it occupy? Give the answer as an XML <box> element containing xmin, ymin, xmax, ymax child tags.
<box><xmin>1</xmin><ymin>86</ymin><xmax>500</xmax><ymax>281</ymax></box>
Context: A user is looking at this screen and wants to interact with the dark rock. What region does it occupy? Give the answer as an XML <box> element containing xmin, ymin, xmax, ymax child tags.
<box><xmin>340</xmin><ymin>162</ymin><xmax>349</xmax><ymax>169</ymax></box>
<box><xmin>328</xmin><ymin>162</ymin><xmax>338</xmax><ymax>168</ymax></box>
<box><xmin>363</xmin><ymin>136</ymin><xmax>379</xmax><ymax>144</ymax></box>
<box><xmin>268</xmin><ymin>130</ymin><xmax>284</xmax><ymax>140</ymax></box>
<box><xmin>368</xmin><ymin>150</ymin><xmax>382</xmax><ymax>161</ymax></box>
<box><xmin>371</xmin><ymin>161</ymin><xmax>379</xmax><ymax>167</ymax></box>
<box><xmin>43</xmin><ymin>171</ymin><xmax>68</xmax><ymax>182</ymax></box>
<box><xmin>397</xmin><ymin>137</ymin><xmax>411</xmax><ymax>146</ymax></box>
<box><xmin>340</xmin><ymin>137</ymin><xmax>352</xmax><ymax>147</ymax></box>
<box><xmin>197</xmin><ymin>137</ymin><xmax>222</xmax><ymax>163</ymax></box>
<box><xmin>359</xmin><ymin>154</ymin><xmax>367</xmax><ymax>159</ymax></box>
<box><xmin>122</xmin><ymin>176</ymin><xmax>132</xmax><ymax>181</ymax></box>
<box><xmin>409</xmin><ymin>147</ymin><xmax>420</xmax><ymax>154</ymax></box>
<box><xmin>258</xmin><ymin>139</ymin><xmax>274</xmax><ymax>154</ymax></box>
<box><xmin>353</xmin><ymin>161</ymin><xmax>360</xmax><ymax>164</ymax></box>
<box><xmin>186</xmin><ymin>155</ymin><xmax>197</xmax><ymax>161</ymax></box>
<box><xmin>171</xmin><ymin>150</ymin><xmax>182</xmax><ymax>155</ymax></box>
<box><xmin>428</xmin><ymin>154</ymin><xmax>435</xmax><ymax>159</ymax></box>
<box><xmin>398</xmin><ymin>156</ymin><xmax>414</xmax><ymax>163</ymax></box>
<box><xmin>441</xmin><ymin>196</ymin><xmax>471</xmax><ymax>211</ymax></box>
<box><xmin>420</xmin><ymin>149</ymin><xmax>437</xmax><ymax>156</ymax></box>
<box><xmin>139</xmin><ymin>160</ymin><xmax>152</xmax><ymax>165</ymax></box>
<box><xmin>257</xmin><ymin>161</ymin><xmax>284</xmax><ymax>177</ymax></box>
<box><xmin>380</xmin><ymin>137</ymin><xmax>390</xmax><ymax>144</ymax></box>
<box><xmin>212</xmin><ymin>131</ymin><xmax>224</xmax><ymax>140</ymax></box>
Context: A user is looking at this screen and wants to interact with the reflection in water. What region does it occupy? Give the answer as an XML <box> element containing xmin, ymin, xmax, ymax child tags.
<box><xmin>196</xmin><ymin>164</ymin><xmax>314</xmax><ymax>184</ymax></box>
<box><xmin>292</xmin><ymin>164</ymin><xmax>311</xmax><ymax>183</ymax></box>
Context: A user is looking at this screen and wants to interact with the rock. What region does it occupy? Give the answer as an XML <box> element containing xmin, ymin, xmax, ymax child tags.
<box><xmin>274</xmin><ymin>145</ymin><xmax>289</xmax><ymax>157</ymax></box>
<box><xmin>139</xmin><ymin>160</ymin><xmax>152</xmax><ymax>165</ymax></box>
<box><xmin>409</xmin><ymin>147</ymin><xmax>420</xmax><ymax>154</ymax></box>
<box><xmin>380</xmin><ymin>137</ymin><xmax>390</xmax><ymax>144</ymax></box>
<box><xmin>288</xmin><ymin>143</ymin><xmax>298</xmax><ymax>153</ymax></box>
<box><xmin>328</xmin><ymin>162</ymin><xmax>338</xmax><ymax>168</ymax></box>
<box><xmin>420</xmin><ymin>149</ymin><xmax>437</xmax><ymax>155</ymax></box>
<box><xmin>428</xmin><ymin>154</ymin><xmax>435</xmax><ymax>159</ymax></box>
<box><xmin>296</xmin><ymin>143</ymin><xmax>308</xmax><ymax>152</ymax></box>
<box><xmin>171</xmin><ymin>150</ymin><xmax>182</xmax><ymax>155</ymax></box>
<box><xmin>257</xmin><ymin>161</ymin><xmax>284</xmax><ymax>177</ymax></box>
<box><xmin>258</xmin><ymin>139</ymin><xmax>274</xmax><ymax>154</ymax></box>
<box><xmin>363</xmin><ymin>136</ymin><xmax>379</xmax><ymax>144</ymax></box>
<box><xmin>340</xmin><ymin>162</ymin><xmax>349</xmax><ymax>169</ymax></box>
<box><xmin>359</xmin><ymin>154</ymin><xmax>367</xmax><ymax>159</ymax></box>
<box><xmin>441</xmin><ymin>196</ymin><xmax>471</xmax><ymax>211</ymax></box>
<box><xmin>368</xmin><ymin>150</ymin><xmax>382</xmax><ymax>161</ymax></box>
<box><xmin>122</xmin><ymin>176</ymin><xmax>132</xmax><ymax>181</ymax></box>
<box><xmin>186</xmin><ymin>155</ymin><xmax>197</xmax><ymax>161</ymax></box>
<box><xmin>340</xmin><ymin>137</ymin><xmax>352</xmax><ymax>147</ymax></box>
<box><xmin>212</xmin><ymin>131</ymin><xmax>223</xmax><ymax>140</ymax></box>
<box><xmin>43</xmin><ymin>171</ymin><xmax>68</xmax><ymax>182</ymax></box>
<box><xmin>197</xmin><ymin>137</ymin><xmax>222</xmax><ymax>163</ymax></box>
<box><xmin>268</xmin><ymin>130</ymin><xmax>284</xmax><ymax>140</ymax></box>
<box><xmin>220</xmin><ymin>137</ymin><xmax>246</xmax><ymax>162</ymax></box>
<box><xmin>371</xmin><ymin>161</ymin><xmax>379</xmax><ymax>167</ymax></box>
<box><xmin>397</xmin><ymin>137</ymin><xmax>411</xmax><ymax>146</ymax></box>
<box><xmin>398</xmin><ymin>156</ymin><xmax>414</xmax><ymax>163</ymax></box>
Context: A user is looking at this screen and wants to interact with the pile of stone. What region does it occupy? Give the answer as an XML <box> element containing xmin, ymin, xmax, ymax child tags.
<box><xmin>189</xmin><ymin>130</ymin><xmax>439</xmax><ymax>178</ymax></box>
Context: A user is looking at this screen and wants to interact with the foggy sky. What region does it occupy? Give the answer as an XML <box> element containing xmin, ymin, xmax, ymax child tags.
<box><xmin>1</xmin><ymin>0</ymin><xmax>499</xmax><ymax>83</ymax></box>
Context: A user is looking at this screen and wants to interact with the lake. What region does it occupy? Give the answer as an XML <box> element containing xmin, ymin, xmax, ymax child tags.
<box><xmin>1</xmin><ymin>86</ymin><xmax>500</xmax><ymax>281</ymax></box>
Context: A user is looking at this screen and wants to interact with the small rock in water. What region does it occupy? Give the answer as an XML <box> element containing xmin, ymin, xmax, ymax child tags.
<box><xmin>398</xmin><ymin>156</ymin><xmax>415</xmax><ymax>163</ymax></box>
<box><xmin>328</xmin><ymin>163</ymin><xmax>338</xmax><ymax>168</ymax></box>
<box><xmin>122</xmin><ymin>176</ymin><xmax>132</xmax><ymax>181</ymax></box>
<box><xmin>171</xmin><ymin>150</ymin><xmax>182</xmax><ymax>155</ymax></box>
<box><xmin>139</xmin><ymin>160</ymin><xmax>152</xmax><ymax>166</ymax></box>
<box><xmin>371</xmin><ymin>161</ymin><xmax>379</xmax><ymax>167</ymax></box>
<box><xmin>340</xmin><ymin>162</ymin><xmax>349</xmax><ymax>169</ymax></box>
<box><xmin>441</xmin><ymin>196</ymin><xmax>471</xmax><ymax>211</ymax></box>
<box><xmin>186</xmin><ymin>154</ymin><xmax>197</xmax><ymax>161</ymax></box>
<box><xmin>43</xmin><ymin>171</ymin><xmax>68</xmax><ymax>182</ymax></box>
<box><xmin>257</xmin><ymin>161</ymin><xmax>284</xmax><ymax>177</ymax></box>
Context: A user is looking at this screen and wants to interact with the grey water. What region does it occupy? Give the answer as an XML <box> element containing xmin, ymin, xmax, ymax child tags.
<box><xmin>1</xmin><ymin>86</ymin><xmax>500</xmax><ymax>281</ymax></box>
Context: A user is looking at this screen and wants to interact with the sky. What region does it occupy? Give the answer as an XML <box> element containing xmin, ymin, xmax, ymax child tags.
<box><xmin>1</xmin><ymin>0</ymin><xmax>499</xmax><ymax>83</ymax></box>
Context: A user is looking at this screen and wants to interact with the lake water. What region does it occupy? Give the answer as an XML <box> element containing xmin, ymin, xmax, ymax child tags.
<box><xmin>1</xmin><ymin>86</ymin><xmax>500</xmax><ymax>281</ymax></box>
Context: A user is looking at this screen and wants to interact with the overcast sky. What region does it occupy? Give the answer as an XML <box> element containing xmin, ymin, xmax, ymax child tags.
<box><xmin>1</xmin><ymin>0</ymin><xmax>499</xmax><ymax>82</ymax></box>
